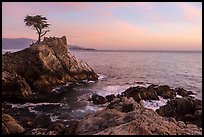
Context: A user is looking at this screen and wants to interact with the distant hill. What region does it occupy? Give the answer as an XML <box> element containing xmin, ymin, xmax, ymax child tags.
<box><xmin>2</xmin><ymin>38</ymin><xmax>35</xmax><ymax>49</ymax></box>
<box><xmin>68</xmin><ymin>45</ymin><xmax>95</xmax><ymax>50</ymax></box>
<box><xmin>2</xmin><ymin>38</ymin><xmax>95</xmax><ymax>50</ymax></box>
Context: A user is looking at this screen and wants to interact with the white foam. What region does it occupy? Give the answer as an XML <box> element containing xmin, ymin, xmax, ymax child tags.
<box><xmin>97</xmin><ymin>74</ymin><xmax>107</xmax><ymax>80</ymax></box>
<box><xmin>81</xmin><ymin>79</ymin><xmax>96</xmax><ymax>83</ymax></box>
<box><xmin>71</xmin><ymin>104</ymin><xmax>104</xmax><ymax>118</ymax></box>
<box><xmin>142</xmin><ymin>96</ymin><xmax>169</xmax><ymax>111</ymax></box>
<box><xmin>6</xmin><ymin>102</ymin><xmax>62</xmax><ymax>109</ymax></box>
<box><xmin>28</xmin><ymin>107</ymin><xmax>41</xmax><ymax>115</ymax></box>
<box><xmin>51</xmin><ymin>86</ymin><xmax>62</xmax><ymax>93</ymax></box>
<box><xmin>176</xmin><ymin>94</ymin><xmax>183</xmax><ymax>98</ymax></box>
<box><xmin>97</xmin><ymin>83</ymin><xmax>151</xmax><ymax>97</ymax></box>
<box><xmin>50</xmin><ymin>115</ymin><xmax>60</xmax><ymax>122</ymax></box>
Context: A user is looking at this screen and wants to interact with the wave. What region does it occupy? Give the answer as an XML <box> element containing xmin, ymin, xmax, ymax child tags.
<box><xmin>142</xmin><ymin>96</ymin><xmax>169</xmax><ymax>111</ymax></box>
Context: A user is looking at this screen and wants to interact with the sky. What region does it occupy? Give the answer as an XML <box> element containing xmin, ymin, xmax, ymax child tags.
<box><xmin>2</xmin><ymin>2</ymin><xmax>202</xmax><ymax>51</ymax></box>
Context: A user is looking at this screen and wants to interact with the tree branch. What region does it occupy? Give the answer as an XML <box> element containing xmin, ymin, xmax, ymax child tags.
<box><xmin>40</xmin><ymin>30</ymin><xmax>49</xmax><ymax>37</ymax></box>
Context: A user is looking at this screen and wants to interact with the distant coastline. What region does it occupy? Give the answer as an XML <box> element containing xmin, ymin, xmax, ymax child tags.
<box><xmin>2</xmin><ymin>38</ymin><xmax>201</xmax><ymax>53</ymax></box>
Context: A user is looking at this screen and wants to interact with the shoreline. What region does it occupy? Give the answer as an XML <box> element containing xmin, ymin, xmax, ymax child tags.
<box><xmin>2</xmin><ymin>82</ymin><xmax>202</xmax><ymax>135</ymax></box>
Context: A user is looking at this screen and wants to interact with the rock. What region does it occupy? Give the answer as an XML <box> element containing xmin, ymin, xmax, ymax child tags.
<box><xmin>68</xmin><ymin>97</ymin><xmax>201</xmax><ymax>135</ymax></box>
<box><xmin>90</xmin><ymin>93</ymin><xmax>107</xmax><ymax>105</ymax></box>
<box><xmin>105</xmin><ymin>94</ymin><xmax>116</xmax><ymax>102</ymax></box>
<box><xmin>106</xmin><ymin>97</ymin><xmax>142</xmax><ymax>112</ymax></box>
<box><xmin>2</xmin><ymin>114</ymin><xmax>25</xmax><ymax>135</ymax></box>
<box><xmin>121</xmin><ymin>86</ymin><xmax>159</xmax><ymax>102</ymax></box>
<box><xmin>2</xmin><ymin>36</ymin><xmax>98</xmax><ymax>101</ymax></box>
<box><xmin>153</xmin><ymin>85</ymin><xmax>176</xmax><ymax>99</ymax></box>
<box><xmin>156</xmin><ymin>97</ymin><xmax>202</xmax><ymax>127</ymax></box>
<box><xmin>174</xmin><ymin>87</ymin><xmax>194</xmax><ymax>97</ymax></box>
<box><xmin>31</xmin><ymin>128</ymin><xmax>48</xmax><ymax>135</ymax></box>
<box><xmin>2</xmin><ymin>71</ymin><xmax>33</xmax><ymax>101</ymax></box>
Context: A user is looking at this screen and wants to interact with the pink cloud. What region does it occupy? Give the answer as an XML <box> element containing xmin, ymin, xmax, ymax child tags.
<box><xmin>176</xmin><ymin>2</ymin><xmax>201</xmax><ymax>22</ymax></box>
<box><xmin>105</xmin><ymin>2</ymin><xmax>154</xmax><ymax>10</ymax></box>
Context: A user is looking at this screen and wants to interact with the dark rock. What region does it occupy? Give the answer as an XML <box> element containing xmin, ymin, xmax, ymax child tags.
<box><xmin>90</xmin><ymin>93</ymin><xmax>107</xmax><ymax>105</ymax></box>
<box><xmin>2</xmin><ymin>114</ymin><xmax>25</xmax><ymax>135</ymax></box>
<box><xmin>64</xmin><ymin>121</ymin><xmax>78</xmax><ymax>135</ymax></box>
<box><xmin>2</xmin><ymin>71</ymin><xmax>33</xmax><ymax>101</ymax></box>
<box><xmin>174</xmin><ymin>87</ymin><xmax>194</xmax><ymax>97</ymax></box>
<box><xmin>47</xmin><ymin>123</ymin><xmax>65</xmax><ymax>135</ymax></box>
<box><xmin>105</xmin><ymin>94</ymin><xmax>116</xmax><ymax>102</ymax></box>
<box><xmin>2</xmin><ymin>36</ymin><xmax>98</xmax><ymax>101</ymax></box>
<box><xmin>156</xmin><ymin>97</ymin><xmax>202</xmax><ymax>127</ymax></box>
<box><xmin>154</xmin><ymin>85</ymin><xmax>176</xmax><ymax>99</ymax></box>
<box><xmin>121</xmin><ymin>86</ymin><xmax>159</xmax><ymax>102</ymax></box>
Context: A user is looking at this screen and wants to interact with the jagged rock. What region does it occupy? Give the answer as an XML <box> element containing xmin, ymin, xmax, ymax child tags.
<box><xmin>90</xmin><ymin>93</ymin><xmax>107</xmax><ymax>105</ymax></box>
<box><xmin>67</xmin><ymin>97</ymin><xmax>201</xmax><ymax>135</ymax></box>
<box><xmin>2</xmin><ymin>114</ymin><xmax>25</xmax><ymax>135</ymax></box>
<box><xmin>174</xmin><ymin>87</ymin><xmax>194</xmax><ymax>97</ymax></box>
<box><xmin>2</xmin><ymin>36</ymin><xmax>98</xmax><ymax>101</ymax></box>
<box><xmin>121</xmin><ymin>86</ymin><xmax>159</xmax><ymax>102</ymax></box>
<box><xmin>153</xmin><ymin>85</ymin><xmax>176</xmax><ymax>99</ymax></box>
<box><xmin>156</xmin><ymin>97</ymin><xmax>202</xmax><ymax>127</ymax></box>
<box><xmin>2</xmin><ymin>71</ymin><xmax>33</xmax><ymax>101</ymax></box>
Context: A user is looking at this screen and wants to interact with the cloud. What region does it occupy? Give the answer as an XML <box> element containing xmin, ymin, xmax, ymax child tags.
<box><xmin>176</xmin><ymin>2</ymin><xmax>202</xmax><ymax>22</ymax></box>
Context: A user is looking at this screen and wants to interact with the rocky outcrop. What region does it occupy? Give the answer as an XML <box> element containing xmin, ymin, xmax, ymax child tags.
<box><xmin>174</xmin><ymin>87</ymin><xmax>194</xmax><ymax>97</ymax></box>
<box><xmin>89</xmin><ymin>93</ymin><xmax>107</xmax><ymax>105</ymax></box>
<box><xmin>121</xmin><ymin>86</ymin><xmax>159</xmax><ymax>102</ymax></box>
<box><xmin>2</xmin><ymin>36</ymin><xmax>98</xmax><ymax>101</ymax></box>
<box><xmin>2</xmin><ymin>114</ymin><xmax>25</xmax><ymax>135</ymax></box>
<box><xmin>65</xmin><ymin>97</ymin><xmax>202</xmax><ymax>135</ymax></box>
<box><xmin>153</xmin><ymin>85</ymin><xmax>176</xmax><ymax>99</ymax></box>
<box><xmin>156</xmin><ymin>97</ymin><xmax>202</xmax><ymax>127</ymax></box>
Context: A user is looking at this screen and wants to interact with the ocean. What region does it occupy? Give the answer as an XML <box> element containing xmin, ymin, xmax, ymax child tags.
<box><xmin>2</xmin><ymin>49</ymin><xmax>202</xmax><ymax>129</ymax></box>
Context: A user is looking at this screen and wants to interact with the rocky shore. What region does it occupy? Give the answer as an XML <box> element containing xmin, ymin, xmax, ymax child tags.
<box><xmin>2</xmin><ymin>36</ymin><xmax>98</xmax><ymax>102</ymax></box>
<box><xmin>2</xmin><ymin>36</ymin><xmax>202</xmax><ymax>135</ymax></box>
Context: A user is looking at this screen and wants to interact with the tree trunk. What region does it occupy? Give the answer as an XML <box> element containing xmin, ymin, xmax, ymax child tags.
<box><xmin>37</xmin><ymin>29</ymin><xmax>42</xmax><ymax>43</ymax></box>
<box><xmin>38</xmin><ymin>33</ymin><xmax>41</xmax><ymax>43</ymax></box>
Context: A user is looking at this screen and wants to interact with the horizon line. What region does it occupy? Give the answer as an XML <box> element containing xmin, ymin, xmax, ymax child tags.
<box><xmin>2</xmin><ymin>37</ymin><xmax>202</xmax><ymax>52</ymax></box>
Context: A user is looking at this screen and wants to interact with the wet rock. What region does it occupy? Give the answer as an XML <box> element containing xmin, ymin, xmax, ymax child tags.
<box><xmin>2</xmin><ymin>114</ymin><xmax>25</xmax><ymax>135</ymax></box>
<box><xmin>2</xmin><ymin>36</ymin><xmax>98</xmax><ymax>101</ymax></box>
<box><xmin>121</xmin><ymin>86</ymin><xmax>159</xmax><ymax>102</ymax></box>
<box><xmin>153</xmin><ymin>85</ymin><xmax>176</xmax><ymax>99</ymax></box>
<box><xmin>90</xmin><ymin>93</ymin><xmax>107</xmax><ymax>105</ymax></box>
<box><xmin>174</xmin><ymin>87</ymin><xmax>194</xmax><ymax>97</ymax></box>
<box><xmin>156</xmin><ymin>97</ymin><xmax>202</xmax><ymax>127</ymax></box>
<box><xmin>105</xmin><ymin>94</ymin><xmax>116</xmax><ymax>102</ymax></box>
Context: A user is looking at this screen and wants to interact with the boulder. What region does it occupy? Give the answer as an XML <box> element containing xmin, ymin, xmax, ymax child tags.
<box><xmin>153</xmin><ymin>85</ymin><xmax>176</xmax><ymax>99</ymax></box>
<box><xmin>174</xmin><ymin>87</ymin><xmax>194</xmax><ymax>97</ymax></box>
<box><xmin>2</xmin><ymin>114</ymin><xmax>25</xmax><ymax>135</ymax></box>
<box><xmin>2</xmin><ymin>36</ymin><xmax>98</xmax><ymax>101</ymax></box>
<box><xmin>90</xmin><ymin>93</ymin><xmax>107</xmax><ymax>105</ymax></box>
<box><xmin>156</xmin><ymin>97</ymin><xmax>202</xmax><ymax>127</ymax></box>
<box><xmin>106</xmin><ymin>97</ymin><xmax>142</xmax><ymax>112</ymax></box>
<box><xmin>121</xmin><ymin>86</ymin><xmax>159</xmax><ymax>102</ymax></box>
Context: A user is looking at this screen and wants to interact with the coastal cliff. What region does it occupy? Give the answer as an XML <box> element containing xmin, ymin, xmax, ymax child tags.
<box><xmin>2</xmin><ymin>36</ymin><xmax>98</xmax><ymax>101</ymax></box>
